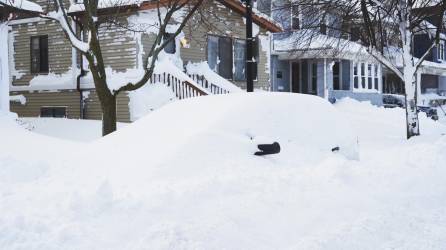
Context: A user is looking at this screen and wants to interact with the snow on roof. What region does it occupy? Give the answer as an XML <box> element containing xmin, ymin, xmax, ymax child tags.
<box><xmin>68</xmin><ymin>0</ymin><xmax>142</xmax><ymax>12</ymax></box>
<box><xmin>272</xmin><ymin>31</ymin><xmax>373</xmax><ymax>61</ymax></box>
<box><xmin>0</xmin><ymin>0</ymin><xmax>42</xmax><ymax>12</ymax></box>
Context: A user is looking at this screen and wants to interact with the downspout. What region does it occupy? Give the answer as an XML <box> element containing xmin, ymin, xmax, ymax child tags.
<box><xmin>73</xmin><ymin>18</ymin><xmax>87</xmax><ymax>119</ymax></box>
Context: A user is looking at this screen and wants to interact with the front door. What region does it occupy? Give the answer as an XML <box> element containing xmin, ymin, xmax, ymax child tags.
<box><xmin>291</xmin><ymin>62</ymin><xmax>300</xmax><ymax>93</ymax></box>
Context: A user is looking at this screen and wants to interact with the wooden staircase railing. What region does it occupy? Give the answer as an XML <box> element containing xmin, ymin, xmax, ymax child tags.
<box><xmin>187</xmin><ymin>74</ymin><xmax>230</xmax><ymax>95</ymax></box>
<box><xmin>149</xmin><ymin>73</ymin><xmax>208</xmax><ymax>100</ymax></box>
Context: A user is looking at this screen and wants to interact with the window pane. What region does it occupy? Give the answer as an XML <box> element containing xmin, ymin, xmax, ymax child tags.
<box><xmin>361</xmin><ymin>63</ymin><xmax>365</xmax><ymax>88</ymax></box>
<box><xmin>374</xmin><ymin>77</ymin><xmax>379</xmax><ymax>90</ymax></box>
<box><xmin>39</xmin><ymin>36</ymin><xmax>48</xmax><ymax>72</ymax></box>
<box><xmin>207</xmin><ymin>35</ymin><xmax>218</xmax><ymax>72</ymax></box>
<box><xmin>218</xmin><ymin>36</ymin><xmax>233</xmax><ymax>79</ymax></box>
<box><xmin>31</xmin><ymin>37</ymin><xmax>40</xmax><ymax>73</ymax></box>
<box><xmin>333</xmin><ymin>62</ymin><xmax>340</xmax><ymax>90</ymax></box>
<box><xmin>234</xmin><ymin>39</ymin><xmax>246</xmax><ymax>81</ymax></box>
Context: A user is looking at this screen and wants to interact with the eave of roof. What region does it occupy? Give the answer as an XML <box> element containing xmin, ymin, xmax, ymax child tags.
<box><xmin>69</xmin><ymin>0</ymin><xmax>282</xmax><ymax>33</ymax></box>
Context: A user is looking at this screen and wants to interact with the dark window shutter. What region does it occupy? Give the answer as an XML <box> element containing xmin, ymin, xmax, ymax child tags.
<box><xmin>163</xmin><ymin>33</ymin><xmax>176</xmax><ymax>54</ymax></box>
<box><xmin>39</xmin><ymin>36</ymin><xmax>49</xmax><ymax>72</ymax></box>
<box><xmin>218</xmin><ymin>36</ymin><xmax>233</xmax><ymax>79</ymax></box>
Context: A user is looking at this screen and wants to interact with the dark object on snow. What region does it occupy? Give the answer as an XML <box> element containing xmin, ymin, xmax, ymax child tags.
<box><xmin>331</xmin><ymin>146</ymin><xmax>340</xmax><ymax>152</ymax></box>
<box><xmin>255</xmin><ymin>142</ymin><xmax>281</xmax><ymax>156</ymax></box>
<box><xmin>418</xmin><ymin>106</ymin><xmax>439</xmax><ymax>121</ymax></box>
<box><xmin>383</xmin><ymin>94</ymin><xmax>405</xmax><ymax>108</ymax></box>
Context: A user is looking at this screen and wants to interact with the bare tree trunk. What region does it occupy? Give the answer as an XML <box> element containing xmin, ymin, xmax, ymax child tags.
<box><xmin>405</xmin><ymin>74</ymin><xmax>420</xmax><ymax>139</ymax></box>
<box><xmin>101</xmin><ymin>94</ymin><xmax>117</xmax><ymax>136</ymax></box>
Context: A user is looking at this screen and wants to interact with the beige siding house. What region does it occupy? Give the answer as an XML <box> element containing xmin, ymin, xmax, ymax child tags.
<box><xmin>6</xmin><ymin>0</ymin><xmax>280</xmax><ymax>122</ymax></box>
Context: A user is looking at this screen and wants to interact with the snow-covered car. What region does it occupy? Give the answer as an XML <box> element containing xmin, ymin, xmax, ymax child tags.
<box><xmin>418</xmin><ymin>106</ymin><xmax>439</xmax><ymax>121</ymax></box>
<box><xmin>383</xmin><ymin>94</ymin><xmax>405</xmax><ymax>108</ymax></box>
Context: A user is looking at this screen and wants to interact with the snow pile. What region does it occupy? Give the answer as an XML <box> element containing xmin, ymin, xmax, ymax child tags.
<box><xmin>18</xmin><ymin>118</ymin><xmax>128</xmax><ymax>142</ymax></box>
<box><xmin>186</xmin><ymin>61</ymin><xmax>242</xmax><ymax>93</ymax></box>
<box><xmin>3</xmin><ymin>93</ymin><xmax>446</xmax><ymax>249</ymax></box>
<box><xmin>0</xmin><ymin>0</ymin><xmax>42</xmax><ymax>12</ymax></box>
<box><xmin>128</xmin><ymin>82</ymin><xmax>177</xmax><ymax>121</ymax></box>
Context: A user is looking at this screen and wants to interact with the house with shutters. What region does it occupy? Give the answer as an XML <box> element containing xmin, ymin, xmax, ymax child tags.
<box><xmin>3</xmin><ymin>0</ymin><xmax>281</xmax><ymax>121</ymax></box>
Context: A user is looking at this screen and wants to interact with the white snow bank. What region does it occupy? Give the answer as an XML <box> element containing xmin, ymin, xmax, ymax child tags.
<box><xmin>128</xmin><ymin>82</ymin><xmax>176</xmax><ymax>121</ymax></box>
<box><xmin>3</xmin><ymin>94</ymin><xmax>446</xmax><ymax>249</ymax></box>
<box><xmin>19</xmin><ymin>118</ymin><xmax>128</xmax><ymax>142</ymax></box>
<box><xmin>186</xmin><ymin>61</ymin><xmax>242</xmax><ymax>92</ymax></box>
<box><xmin>0</xmin><ymin>0</ymin><xmax>42</xmax><ymax>12</ymax></box>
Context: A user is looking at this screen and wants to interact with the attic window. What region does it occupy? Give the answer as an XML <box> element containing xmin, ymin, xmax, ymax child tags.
<box><xmin>291</xmin><ymin>3</ymin><xmax>300</xmax><ymax>30</ymax></box>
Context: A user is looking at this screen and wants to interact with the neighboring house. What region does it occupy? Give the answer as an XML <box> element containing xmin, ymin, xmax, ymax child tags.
<box><xmin>386</xmin><ymin>7</ymin><xmax>446</xmax><ymax>107</ymax></box>
<box><xmin>4</xmin><ymin>0</ymin><xmax>280</xmax><ymax>121</ymax></box>
<box><xmin>261</xmin><ymin>0</ymin><xmax>446</xmax><ymax>107</ymax></box>
<box><xmin>266</xmin><ymin>0</ymin><xmax>385</xmax><ymax>106</ymax></box>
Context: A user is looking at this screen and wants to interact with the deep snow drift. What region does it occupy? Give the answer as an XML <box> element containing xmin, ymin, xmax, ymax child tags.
<box><xmin>1</xmin><ymin>93</ymin><xmax>446</xmax><ymax>249</ymax></box>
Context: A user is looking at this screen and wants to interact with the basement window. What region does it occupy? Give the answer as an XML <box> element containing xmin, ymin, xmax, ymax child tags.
<box><xmin>30</xmin><ymin>35</ymin><xmax>49</xmax><ymax>73</ymax></box>
<box><xmin>40</xmin><ymin>107</ymin><xmax>66</xmax><ymax>118</ymax></box>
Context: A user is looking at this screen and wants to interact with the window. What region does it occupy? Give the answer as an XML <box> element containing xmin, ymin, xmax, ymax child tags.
<box><xmin>40</xmin><ymin>107</ymin><xmax>66</xmax><ymax>118</ymax></box>
<box><xmin>360</xmin><ymin>63</ymin><xmax>365</xmax><ymax>89</ymax></box>
<box><xmin>367</xmin><ymin>64</ymin><xmax>372</xmax><ymax>89</ymax></box>
<box><xmin>234</xmin><ymin>39</ymin><xmax>246</xmax><ymax>81</ymax></box>
<box><xmin>374</xmin><ymin>65</ymin><xmax>379</xmax><ymax>90</ymax></box>
<box><xmin>333</xmin><ymin>62</ymin><xmax>340</xmax><ymax>90</ymax></box>
<box><xmin>438</xmin><ymin>41</ymin><xmax>445</xmax><ymax>61</ymax></box>
<box><xmin>350</xmin><ymin>27</ymin><xmax>360</xmax><ymax>42</ymax></box>
<box><xmin>207</xmin><ymin>35</ymin><xmax>258</xmax><ymax>81</ymax></box>
<box><xmin>163</xmin><ymin>33</ymin><xmax>176</xmax><ymax>54</ymax></box>
<box><xmin>311</xmin><ymin>62</ymin><xmax>317</xmax><ymax>94</ymax></box>
<box><xmin>30</xmin><ymin>35</ymin><xmax>48</xmax><ymax>73</ymax></box>
<box><xmin>291</xmin><ymin>3</ymin><xmax>300</xmax><ymax>30</ymax></box>
<box><xmin>353</xmin><ymin>63</ymin><xmax>358</xmax><ymax>89</ymax></box>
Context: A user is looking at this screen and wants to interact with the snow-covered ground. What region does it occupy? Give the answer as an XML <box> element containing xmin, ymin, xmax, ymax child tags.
<box><xmin>1</xmin><ymin>93</ymin><xmax>446</xmax><ymax>249</ymax></box>
<box><xmin>18</xmin><ymin>118</ymin><xmax>128</xmax><ymax>142</ymax></box>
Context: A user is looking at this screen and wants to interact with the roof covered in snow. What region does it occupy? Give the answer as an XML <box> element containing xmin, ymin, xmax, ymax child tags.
<box><xmin>0</xmin><ymin>0</ymin><xmax>42</xmax><ymax>13</ymax></box>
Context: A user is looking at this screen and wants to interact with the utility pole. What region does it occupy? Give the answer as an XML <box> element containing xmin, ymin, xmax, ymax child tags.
<box><xmin>245</xmin><ymin>0</ymin><xmax>254</xmax><ymax>92</ymax></box>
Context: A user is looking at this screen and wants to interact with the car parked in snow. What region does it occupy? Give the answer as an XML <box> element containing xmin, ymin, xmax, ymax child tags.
<box><xmin>418</xmin><ymin>106</ymin><xmax>439</xmax><ymax>121</ymax></box>
<box><xmin>383</xmin><ymin>94</ymin><xmax>405</xmax><ymax>108</ymax></box>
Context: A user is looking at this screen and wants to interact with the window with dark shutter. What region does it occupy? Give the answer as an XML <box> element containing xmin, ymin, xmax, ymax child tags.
<box><xmin>30</xmin><ymin>35</ymin><xmax>49</xmax><ymax>73</ymax></box>
<box><xmin>234</xmin><ymin>39</ymin><xmax>246</xmax><ymax>81</ymax></box>
<box><xmin>218</xmin><ymin>36</ymin><xmax>233</xmax><ymax>79</ymax></box>
<box><xmin>207</xmin><ymin>35</ymin><xmax>219</xmax><ymax>72</ymax></box>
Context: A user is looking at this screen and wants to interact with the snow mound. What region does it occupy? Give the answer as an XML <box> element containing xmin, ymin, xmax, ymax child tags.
<box><xmin>92</xmin><ymin>92</ymin><xmax>359</xmax><ymax>184</ymax></box>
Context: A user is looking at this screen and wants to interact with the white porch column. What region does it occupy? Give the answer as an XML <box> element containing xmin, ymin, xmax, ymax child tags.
<box><xmin>0</xmin><ymin>23</ymin><xmax>10</xmax><ymax>113</ymax></box>
<box><xmin>416</xmin><ymin>71</ymin><xmax>422</xmax><ymax>105</ymax></box>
